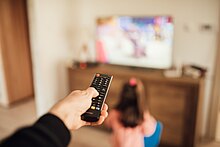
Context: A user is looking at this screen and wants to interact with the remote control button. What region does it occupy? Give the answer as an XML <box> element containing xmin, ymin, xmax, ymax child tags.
<box><xmin>96</xmin><ymin>107</ymin><xmax>100</xmax><ymax>110</ymax></box>
<box><xmin>91</xmin><ymin>106</ymin><xmax>95</xmax><ymax>110</ymax></box>
<box><xmin>101</xmin><ymin>88</ymin><xmax>106</xmax><ymax>92</ymax></box>
<box><xmin>98</xmin><ymin>96</ymin><xmax>103</xmax><ymax>98</ymax></box>
<box><xmin>99</xmin><ymin>92</ymin><xmax>105</xmax><ymax>95</ymax></box>
<box><xmin>99</xmin><ymin>96</ymin><xmax>104</xmax><ymax>99</ymax></box>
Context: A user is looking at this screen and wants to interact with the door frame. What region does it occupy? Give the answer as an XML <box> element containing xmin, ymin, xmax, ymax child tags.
<box><xmin>0</xmin><ymin>0</ymin><xmax>34</xmax><ymax>105</ymax></box>
<box><xmin>207</xmin><ymin>27</ymin><xmax>220</xmax><ymax>140</ymax></box>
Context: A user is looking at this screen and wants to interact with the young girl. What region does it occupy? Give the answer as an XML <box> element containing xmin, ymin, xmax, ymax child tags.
<box><xmin>105</xmin><ymin>78</ymin><xmax>162</xmax><ymax>147</ymax></box>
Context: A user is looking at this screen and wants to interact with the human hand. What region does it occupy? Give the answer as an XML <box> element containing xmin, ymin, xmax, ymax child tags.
<box><xmin>49</xmin><ymin>87</ymin><xmax>108</xmax><ymax>130</ymax></box>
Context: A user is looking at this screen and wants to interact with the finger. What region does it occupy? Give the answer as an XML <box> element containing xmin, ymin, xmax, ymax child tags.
<box><xmin>71</xmin><ymin>90</ymin><xmax>88</xmax><ymax>98</ymax></box>
<box><xmin>80</xmin><ymin>119</ymin><xmax>93</xmax><ymax>126</ymax></box>
<box><xmin>102</xmin><ymin>103</ymin><xmax>108</xmax><ymax>111</ymax></box>
<box><xmin>72</xmin><ymin>120</ymin><xmax>88</xmax><ymax>130</ymax></box>
<box><xmin>91</xmin><ymin>115</ymin><xmax>105</xmax><ymax>126</ymax></box>
<box><xmin>84</xmin><ymin>104</ymin><xmax>108</xmax><ymax>126</ymax></box>
<box><xmin>86</xmin><ymin>87</ymin><xmax>99</xmax><ymax>98</ymax></box>
<box><xmin>101</xmin><ymin>110</ymin><xmax>108</xmax><ymax>118</ymax></box>
<box><xmin>90</xmin><ymin>110</ymin><xmax>108</xmax><ymax>126</ymax></box>
<box><xmin>91</xmin><ymin>104</ymin><xmax>108</xmax><ymax>125</ymax></box>
<box><xmin>84</xmin><ymin>122</ymin><xmax>92</xmax><ymax>126</ymax></box>
<box><xmin>84</xmin><ymin>110</ymin><xmax>108</xmax><ymax>126</ymax></box>
<box><xmin>81</xmin><ymin>121</ymin><xmax>87</xmax><ymax>126</ymax></box>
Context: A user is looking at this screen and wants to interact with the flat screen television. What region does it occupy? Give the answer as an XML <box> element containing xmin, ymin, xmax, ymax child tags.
<box><xmin>95</xmin><ymin>16</ymin><xmax>174</xmax><ymax>69</ymax></box>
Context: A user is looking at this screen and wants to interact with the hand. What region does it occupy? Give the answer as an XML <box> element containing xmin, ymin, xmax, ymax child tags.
<box><xmin>49</xmin><ymin>87</ymin><xmax>108</xmax><ymax>130</ymax></box>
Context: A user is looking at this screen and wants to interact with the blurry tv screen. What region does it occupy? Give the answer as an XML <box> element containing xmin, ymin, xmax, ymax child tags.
<box><xmin>96</xmin><ymin>16</ymin><xmax>174</xmax><ymax>69</ymax></box>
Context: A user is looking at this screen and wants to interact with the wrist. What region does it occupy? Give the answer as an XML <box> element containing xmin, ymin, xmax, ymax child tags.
<box><xmin>36</xmin><ymin>113</ymin><xmax>71</xmax><ymax>146</ymax></box>
<box><xmin>49</xmin><ymin>105</ymin><xmax>82</xmax><ymax>131</ymax></box>
<box><xmin>49</xmin><ymin>106</ymin><xmax>71</xmax><ymax>130</ymax></box>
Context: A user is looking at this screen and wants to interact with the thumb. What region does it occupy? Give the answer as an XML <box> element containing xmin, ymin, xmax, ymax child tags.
<box><xmin>86</xmin><ymin>87</ymin><xmax>99</xmax><ymax>99</ymax></box>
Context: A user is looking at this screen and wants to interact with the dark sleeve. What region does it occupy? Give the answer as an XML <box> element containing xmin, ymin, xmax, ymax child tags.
<box><xmin>0</xmin><ymin>113</ymin><xmax>71</xmax><ymax>147</ymax></box>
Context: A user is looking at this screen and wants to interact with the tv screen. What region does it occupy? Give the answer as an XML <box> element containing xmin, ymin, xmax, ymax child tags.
<box><xmin>95</xmin><ymin>16</ymin><xmax>174</xmax><ymax>69</ymax></box>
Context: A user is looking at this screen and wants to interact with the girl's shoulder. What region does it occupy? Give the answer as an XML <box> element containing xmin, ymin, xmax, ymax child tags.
<box><xmin>144</xmin><ymin>121</ymin><xmax>163</xmax><ymax>147</ymax></box>
<box><xmin>141</xmin><ymin>111</ymin><xmax>157</xmax><ymax>136</ymax></box>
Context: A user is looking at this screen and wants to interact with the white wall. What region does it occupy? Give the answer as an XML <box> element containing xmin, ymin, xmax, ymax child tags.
<box><xmin>28</xmin><ymin>0</ymin><xmax>73</xmax><ymax>115</ymax></box>
<box><xmin>216</xmin><ymin>110</ymin><xmax>220</xmax><ymax>141</ymax></box>
<box><xmin>69</xmin><ymin>0</ymin><xmax>220</xmax><ymax>137</ymax></box>
<box><xmin>0</xmin><ymin>44</ymin><xmax>8</xmax><ymax>106</ymax></box>
<box><xmin>216</xmin><ymin>84</ymin><xmax>220</xmax><ymax>141</ymax></box>
<box><xmin>28</xmin><ymin>0</ymin><xmax>219</xmax><ymax>138</ymax></box>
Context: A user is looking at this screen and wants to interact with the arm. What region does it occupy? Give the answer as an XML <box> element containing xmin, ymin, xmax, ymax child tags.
<box><xmin>1</xmin><ymin>87</ymin><xmax>108</xmax><ymax>147</ymax></box>
<box><xmin>142</xmin><ymin>111</ymin><xmax>157</xmax><ymax>136</ymax></box>
<box><xmin>1</xmin><ymin>114</ymin><xmax>70</xmax><ymax>147</ymax></box>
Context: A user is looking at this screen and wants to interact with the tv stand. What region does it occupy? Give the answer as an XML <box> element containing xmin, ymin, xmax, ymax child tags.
<box><xmin>68</xmin><ymin>64</ymin><xmax>204</xmax><ymax>147</ymax></box>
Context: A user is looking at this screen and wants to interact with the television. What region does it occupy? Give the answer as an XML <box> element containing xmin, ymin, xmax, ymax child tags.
<box><xmin>95</xmin><ymin>16</ymin><xmax>174</xmax><ymax>69</ymax></box>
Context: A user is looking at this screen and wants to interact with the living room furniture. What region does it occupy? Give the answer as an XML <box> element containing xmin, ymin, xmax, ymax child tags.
<box><xmin>68</xmin><ymin>64</ymin><xmax>204</xmax><ymax>147</ymax></box>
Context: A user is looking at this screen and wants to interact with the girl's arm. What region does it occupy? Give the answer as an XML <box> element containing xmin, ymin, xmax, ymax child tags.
<box><xmin>142</xmin><ymin>111</ymin><xmax>157</xmax><ymax>136</ymax></box>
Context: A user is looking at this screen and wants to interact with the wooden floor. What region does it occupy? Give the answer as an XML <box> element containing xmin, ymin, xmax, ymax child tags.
<box><xmin>0</xmin><ymin>99</ymin><xmax>219</xmax><ymax>147</ymax></box>
<box><xmin>0</xmin><ymin>99</ymin><xmax>37</xmax><ymax>139</ymax></box>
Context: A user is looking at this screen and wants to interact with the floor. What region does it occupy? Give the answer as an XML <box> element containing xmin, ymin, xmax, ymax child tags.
<box><xmin>0</xmin><ymin>99</ymin><xmax>37</xmax><ymax>139</ymax></box>
<box><xmin>0</xmin><ymin>99</ymin><xmax>219</xmax><ymax>147</ymax></box>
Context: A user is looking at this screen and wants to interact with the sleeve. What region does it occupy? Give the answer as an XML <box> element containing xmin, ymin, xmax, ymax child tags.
<box><xmin>0</xmin><ymin>113</ymin><xmax>71</xmax><ymax>147</ymax></box>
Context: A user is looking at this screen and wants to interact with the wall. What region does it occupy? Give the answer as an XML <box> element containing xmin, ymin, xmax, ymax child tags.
<box><xmin>28</xmin><ymin>0</ymin><xmax>219</xmax><ymax>138</ymax></box>
<box><xmin>214</xmin><ymin>28</ymin><xmax>220</xmax><ymax>140</ymax></box>
<box><xmin>69</xmin><ymin>0</ymin><xmax>220</xmax><ymax>137</ymax></box>
<box><xmin>0</xmin><ymin>44</ymin><xmax>8</xmax><ymax>106</ymax></box>
<box><xmin>216</xmin><ymin>109</ymin><xmax>220</xmax><ymax>141</ymax></box>
<box><xmin>27</xmin><ymin>0</ymin><xmax>72</xmax><ymax>115</ymax></box>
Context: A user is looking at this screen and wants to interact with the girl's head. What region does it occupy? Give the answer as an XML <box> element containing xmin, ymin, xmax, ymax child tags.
<box><xmin>115</xmin><ymin>77</ymin><xmax>145</xmax><ymax>128</ymax></box>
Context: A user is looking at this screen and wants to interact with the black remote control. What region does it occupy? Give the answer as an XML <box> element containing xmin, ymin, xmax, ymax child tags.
<box><xmin>81</xmin><ymin>73</ymin><xmax>113</xmax><ymax>122</ymax></box>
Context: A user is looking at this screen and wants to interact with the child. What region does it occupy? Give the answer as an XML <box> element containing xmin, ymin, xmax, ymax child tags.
<box><xmin>105</xmin><ymin>78</ymin><xmax>162</xmax><ymax>147</ymax></box>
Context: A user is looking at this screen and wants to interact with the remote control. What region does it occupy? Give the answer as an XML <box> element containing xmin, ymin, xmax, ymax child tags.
<box><xmin>81</xmin><ymin>73</ymin><xmax>113</xmax><ymax>122</ymax></box>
